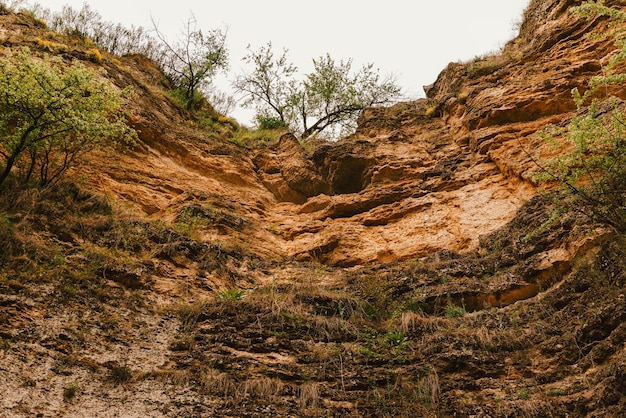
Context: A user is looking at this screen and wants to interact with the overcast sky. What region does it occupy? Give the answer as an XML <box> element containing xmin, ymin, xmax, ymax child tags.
<box><xmin>31</xmin><ymin>0</ymin><xmax>529</xmax><ymax>125</ymax></box>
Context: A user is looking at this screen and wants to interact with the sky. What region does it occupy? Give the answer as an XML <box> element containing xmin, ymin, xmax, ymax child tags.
<box><xmin>29</xmin><ymin>0</ymin><xmax>529</xmax><ymax>125</ymax></box>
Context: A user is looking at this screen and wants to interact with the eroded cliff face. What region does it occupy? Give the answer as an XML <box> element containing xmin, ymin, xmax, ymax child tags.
<box><xmin>2</xmin><ymin>1</ymin><xmax>626</xmax><ymax>417</ymax></box>
<box><xmin>249</xmin><ymin>0</ymin><xmax>626</xmax><ymax>266</ymax></box>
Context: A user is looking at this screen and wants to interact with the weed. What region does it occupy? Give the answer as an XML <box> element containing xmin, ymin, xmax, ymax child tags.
<box><xmin>218</xmin><ymin>288</ymin><xmax>246</xmax><ymax>300</ymax></box>
<box><xmin>86</xmin><ymin>48</ymin><xmax>102</xmax><ymax>63</ymax></box>
<box><xmin>445</xmin><ymin>297</ymin><xmax>467</xmax><ymax>318</ymax></box>
<box><xmin>173</xmin><ymin>300</ymin><xmax>206</xmax><ymax>332</ymax></box>
<box><xmin>108</xmin><ymin>364</ymin><xmax>132</xmax><ymax>384</ymax></box>
<box><xmin>0</xmin><ymin>336</ymin><xmax>10</xmax><ymax>350</ymax></box>
<box><xmin>266</xmin><ymin>224</ymin><xmax>281</xmax><ymax>235</ymax></box>
<box><xmin>416</xmin><ymin>368</ymin><xmax>440</xmax><ymax>408</ymax></box>
<box><xmin>517</xmin><ymin>387</ymin><xmax>530</xmax><ymax>400</ymax></box>
<box><xmin>63</xmin><ymin>382</ymin><xmax>80</xmax><ymax>401</ymax></box>
<box><xmin>298</xmin><ymin>382</ymin><xmax>321</xmax><ymax>409</ymax></box>
<box><xmin>34</xmin><ymin>37</ymin><xmax>69</xmax><ymax>53</ymax></box>
<box><xmin>547</xmin><ymin>387</ymin><xmax>566</xmax><ymax>396</ymax></box>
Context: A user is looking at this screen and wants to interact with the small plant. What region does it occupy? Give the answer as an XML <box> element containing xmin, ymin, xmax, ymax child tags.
<box><xmin>34</xmin><ymin>37</ymin><xmax>69</xmax><ymax>53</ymax></box>
<box><xmin>86</xmin><ymin>48</ymin><xmax>103</xmax><ymax>63</ymax></box>
<box><xmin>425</xmin><ymin>106</ymin><xmax>437</xmax><ymax>117</ymax></box>
<box><xmin>385</xmin><ymin>329</ymin><xmax>408</xmax><ymax>348</ymax></box>
<box><xmin>109</xmin><ymin>364</ymin><xmax>132</xmax><ymax>384</ymax></box>
<box><xmin>468</xmin><ymin>57</ymin><xmax>499</xmax><ymax>76</ymax></box>
<box><xmin>173</xmin><ymin>205</ymin><xmax>207</xmax><ymax>236</ymax></box>
<box><xmin>266</xmin><ymin>224</ymin><xmax>280</xmax><ymax>235</ymax></box>
<box><xmin>218</xmin><ymin>288</ymin><xmax>246</xmax><ymax>300</ymax></box>
<box><xmin>517</xmin><ymin>387</ymin><xmax>530</xmax><ymax>400</ymax></box>
<box><xmin>63</xmin><ymin>382</ymin><xmax>80</xmax><ymax>401</ymax></box>
<box><xmin>445</xmin><ymin>297</ymin><xmax>466</xmax><ymax>318</ymax></box>
<box><xmin>547</xmin><ymin>387</ymin><xmax>566</xmax><ymax>396</ymax></box>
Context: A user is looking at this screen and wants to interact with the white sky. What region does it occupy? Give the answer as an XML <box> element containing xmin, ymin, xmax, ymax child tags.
<box><xmin>30</xmin><ymin>0</ymin><xmax>529</xmax><ymax>125</ymax></box>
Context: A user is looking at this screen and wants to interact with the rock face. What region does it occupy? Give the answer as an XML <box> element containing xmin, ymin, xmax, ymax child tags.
<box><xmin>3</xmin><ymin>1</ymin><xmax>626</xmax><ymax>417</ymax></box>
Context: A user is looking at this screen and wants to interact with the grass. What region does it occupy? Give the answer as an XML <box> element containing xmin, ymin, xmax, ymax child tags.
<box><xmin>108</xmin><ymin>364</ymin><xmax>133</xmax><ymax>384</ymax></box>
<box><xmin>445</xmin><ymin>297</ymin><xmax>467</xmax><ymax>318</ymax></box>
<box><xmin>173</xmin><ymin>300</ymin><xmax>207</xmax><ymax>332</ymax></box>
<box><xmin>228</xmin><ymin>126</ymin><xmax>286</xmax><ymax>148</ymax></box>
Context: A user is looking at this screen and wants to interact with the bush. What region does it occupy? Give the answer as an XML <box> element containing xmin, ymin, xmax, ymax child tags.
<box><xmin>256</xmin><ymin>114</ymin><xmax>288</xmax><ymax>130</ymax></box>
<box><xmin>535</xmin><ymin>100</ymin><xmax>626</xmax><ymax>233</ymax></box>
<box><xmin>86</xmin><ymin>47</ymin><xmax>103</xmax><ymax>62</ymax></box>
<box><xmin>533</xmin><ymin>1</ymin><xmax>626</xmax><ymax>234</ymax></box>
<box><xmin>0</xmin><ymin>47</ymin><xmax>135</xmax><ymax>188</ymax></box>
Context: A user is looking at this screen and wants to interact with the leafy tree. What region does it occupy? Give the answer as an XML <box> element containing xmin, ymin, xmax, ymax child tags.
<box><xmin>152</xmin><ymin>14</ymin><xmax>228</xmax><ymax>111</ymax></box>
<box><xmin>532</xmin><ymin>1</ymin><xmax>626</xmax><ymax>233</ymax></box>
<box><xmin>234</xmin><ymin>43</ymin><xmax>401</xmax><ymax>140</ymax></box>
<box><xmin>0</xmin><ymin>48</ymin><xmax>134</xmax><ymax>187</ymax></box>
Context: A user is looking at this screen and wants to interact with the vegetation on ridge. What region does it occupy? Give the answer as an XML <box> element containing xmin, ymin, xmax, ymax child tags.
<box><xmin>234</xmin><ymin>43</ymin><xmax>402</xmax><ymax>140</ymax></box>
<box><xmin>534</xmin><ymin>0</ymin><xmax>626</xmax><ymax>234</ymax></box>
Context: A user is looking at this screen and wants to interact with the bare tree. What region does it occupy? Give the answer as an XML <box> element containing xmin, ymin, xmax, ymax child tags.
<box><xmin>233</xmin><ymin>43</ymin><xmax>299</xmax><ymax>126</ymax></box>
<box><xmin>152</xmin><ymin>14</ymin><xmax>228</xmax><ymax>111</ymax></box>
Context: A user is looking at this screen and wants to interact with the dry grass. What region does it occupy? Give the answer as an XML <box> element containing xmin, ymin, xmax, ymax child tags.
<box><xmin>243</xmin><ymin>377</ymin><xmax>284</xmax><ymax>402</ymax></box>
<box><xmin>298</xmin><ymin>382</ymin><xmax>321</xmax><ymax>410</ymax></box>
<box><xmin>398</xmin><ymin>311</ymin><xmax>444</xmax><ymax>335</ymax></box>
<box><xmin>200</xmin><ymin>370</ymin><xmax>237</xmax><ymax>398</ymax></box>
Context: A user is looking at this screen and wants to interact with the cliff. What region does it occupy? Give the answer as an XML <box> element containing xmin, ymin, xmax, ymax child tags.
<box><xmin>1</xmin><ymin>1</ymin><xmax>626</xmax><ymax>416</ymax></box>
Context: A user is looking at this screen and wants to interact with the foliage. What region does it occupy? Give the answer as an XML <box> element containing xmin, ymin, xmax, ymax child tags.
<box><xmin>234</xmin><ymin>43</ymin><xmax>401</xmax><ymax>140</ymax></box>
<box><xmin>233</xmin><ymin>43</ymin><xmax>298</xmax><ymax>128</ymax></box>
<box><xmin>218</xmin><ymin>288</ymin><xmax>246</xmax><ymax>300</ymax></box>
<box><xmin>445</xmin><ymin>297</ymin><xmax>466</xmax><ymax>317</ymax></box>
<box><xmin>0</xmin><ymin>48</ymin><xmax>135</xmax><ymax>188</ymax></box>
<box><xmin>533</xmin><ymin>1</ymin><xmax>626</xmax><ymax>233</ymax></box>
<box><xmin>153</xmin><ymin>14</ymin><xmax>228</xmax><ymax>112</ymax></box>
<box><xmin>38</xmin><ymin>3</ymin><xmax>165</xmax><ymax>62</ymax></box>
<box><xmin>256</xmin><ymin>114</ymin><xmax>289</xmax><ymax>130</ymax></box>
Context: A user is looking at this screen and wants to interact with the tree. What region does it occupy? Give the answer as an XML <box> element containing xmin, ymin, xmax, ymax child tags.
<box><xmin>234</xmin><ymin>43</ymin><xmax>401</xmax><ymax>140</ymax></box>
<box><xmin>532</xmin><ymin>1</ymin><xmax>626</xmax><ymax>233</ymax></box>
<box><xmin>0</xmin><ymin>48</ymin><xmax>134</xmax><ymax>187</ymax></box>
<box><xmin>233</xmin><ymin>43</ymin><xmax>298</xmax><ymax>127</ymax></box>
<box><xmin>152</xmin><ymin>14</ymin><xmax>228</xmax><ymax>112</ymax></box>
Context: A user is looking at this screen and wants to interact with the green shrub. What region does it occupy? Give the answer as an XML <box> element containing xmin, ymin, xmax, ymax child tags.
<box><xmin>0</xmin><ymin>47</ymin><xmax>135</xmax><ymax>188</ymax></box>
<box><xmin>535</xmin><ymin>100</ymin><xmax>626</xmax><ymax>233</ymax></box>
<box><xmin>533</xmin><ymin>1</ymin><xmax>626</xmax><ymax>234</ymax></box>
<box><xmin>256</xmin><ymin>114</ymin><xmax>288</xmax><ymax>130</ymax></box>
<box><xmin>444</xmin><ymin>297</ymin><xmax>466</xmax><ymax>317</ymax></box>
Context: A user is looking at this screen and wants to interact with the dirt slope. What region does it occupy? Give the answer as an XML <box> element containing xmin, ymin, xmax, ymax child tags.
<box><xmin>1</xmin><ymin>1</ymin><xmax>626</xmax><ymax>417</ymax></box>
